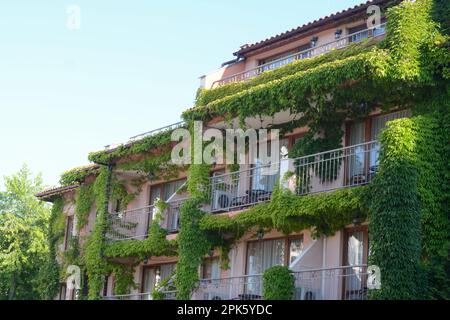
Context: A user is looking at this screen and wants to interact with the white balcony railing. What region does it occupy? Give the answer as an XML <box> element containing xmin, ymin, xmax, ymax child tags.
<box><xmin>212</xmin><ymin>24</ymin><xmax>386</xmax><ymax>88</ymax></box>
<box><xmin>105</xmin><ymin>121</ymin><xmax>186</xmax><ymax>150</ymax></box>
<box><xmin>206</xmin><ymin>141</ymin><xmax>379</xmax><ymax>213</ymax></box>
<box><xmin>191</xmin><ymin>265</ymin><xmax>369</xmax><ymax>300</ymax></box>
<box><xmin>103</xmin><ymin>265</ymin><xmax>369</xmax><ymax>300</ymax></box>
<box><xmin>102</xmin><ymin>290</ymin><xmax>177</xmax><ymax>300</ymax></box>
<box><xmin>106</xmin><ymin>205</ymin><xmax>154</xmax><ymax>241</ymax></box>
<box><xmin>106</xmin><ymin>199</ymin><xmax>187</xmax><ymax>242</ymax></box>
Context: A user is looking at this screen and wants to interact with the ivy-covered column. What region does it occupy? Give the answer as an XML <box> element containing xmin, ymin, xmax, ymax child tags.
<box><xmin>175</xmin><ymin>164</ymin><xmax>211</xmax><ymax>300</ymax></box>
<box><xmin>85</xmin><ymin>165</ymin><xmax>113</xmax><ymax>299</ymax></box>
<box><xmin>368</xmin><ymin>119</ymin><xmax>423</xmax><ymax>299</ymax></box>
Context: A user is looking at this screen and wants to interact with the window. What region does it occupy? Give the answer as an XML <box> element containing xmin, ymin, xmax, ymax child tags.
<box><xmin>64</xmin><ymin>216</ymin><xmax>74</xmax><ymax>250</ymax></box>
<box><xmin>346</xmin><ymin>110</ymin><xmax>412</xmax><ymax>182</ymax></box>
<box><xmin>246</xmin><ymin>237</ymin><xmax>304</xmax><ymax>273</ymax></box>
<box><xmin>348</xmin><ymin>24</ymin><xmax>369</xmax><ymax>43</ymax></box>
<box><xmin>343</xmin><ymin>227</ymin><xmax>369</xmax><ymax>300</ymax></box>
<box><xmin>142</xmin><ymin>263</ymin><xmax>177</xmax><ymax>296</ymax></box>
<box><xmin>102</xmin><ymin>275</ymin><xmax>109</xmax><ymax>297</ymax></box>
<box><xmin>288</xmin><ymin>238</ymin><xmax>304</xmax><ymax>265</ymax></box>
<box><xmin>348</xmin><ymin>121</ymin><xmax>366</xmax><ymax>179</ymax></box>
<box><xmin>246</xmin><ymin>239</ymin><xmax>286</xmax><ymax>275</ymax></box>
<box><xmin>369</xmin><ymin>109</ymin><xmax>412</xmax><ymax>168</ymax></box>
<box><xmin>370</xmin><ymin>109</ymin><xmax>412</xmax><ymax>141</ymax></box>
<box><xmin>202</xmin><ymin>258</ymin><xmax>220</xmax><ymax>279</ymax></box>
<box><xmin>250</xmin><ymin>138</ymin><xmax>288</xmax><ymax>193</ymax></box>
<box><xmin>298</xmin><ymin>43</ymin><xmax>312</xmax><ymax>59</ymax></box>
<box><xmin>373</xmin><ymin>24</ymin><xmax>385</xmax><ymax>37</ymax></box>
<box><xmin>259</xmin><ymin>50</ymin><xmax>298</xmax><ymax>72</ymax></box>
<box><xmin>150</xmin><ymin>179</ymin><xmax>187</xmax><ymax>205</ymax></box>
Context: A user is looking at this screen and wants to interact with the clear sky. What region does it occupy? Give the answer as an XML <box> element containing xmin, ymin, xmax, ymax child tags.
<box><xmin>0</xmin><ymin>0</ymin><xmax>364</xmax><ymax>188</ymax></box>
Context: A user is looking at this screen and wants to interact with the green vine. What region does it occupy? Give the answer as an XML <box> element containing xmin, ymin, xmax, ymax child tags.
<box><xmin>75</xmin><ymin>184</ymin><xmax>95</xmax><ymax>231</ymax></box>
<box><xmin>60</xmin><ymin>165</ymin><xmax>99</xmax><ymax>186</ymax></box>
<box><xmin>201</xmin><ymin>186</ymin><xmax>367</xmax><ymax>239</ymax></box>
<box><xmin>37</xmin><ymin>197</ymin><xmax>65</xmax><ymax>299</ymax></box>
<box><xmin>85</xmin><ymin>166</ymin><xmax>112</xmax><ymax>299</ymax></box>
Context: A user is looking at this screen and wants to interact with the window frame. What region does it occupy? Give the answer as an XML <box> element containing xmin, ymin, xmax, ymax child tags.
<box><xmin>149</xmin><ymin>177</ymin><xmax>187</xmax><ymax>205</ymax></box>
<box><xmin>244</xmin><ymin>235</ymin><xmax>304</xmax><ymax>275</ymax></box>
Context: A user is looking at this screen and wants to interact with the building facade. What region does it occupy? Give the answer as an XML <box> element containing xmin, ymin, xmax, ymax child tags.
<box><xmin>36</xmin><ymin>0</ymin><xmax>450</xmax><ymax>300</ymax></box>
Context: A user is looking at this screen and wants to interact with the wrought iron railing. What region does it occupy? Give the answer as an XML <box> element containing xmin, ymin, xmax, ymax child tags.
<box><xmin>128</xmin><ymin>121</ymin><xmax>186</xmax><ymax>142</ymax></box>
<box><xmin>102</xmin><ymin>290</ymin><xmax>176</xmax><ymax>300</ymax></box>
<box><xmin>212</xmin><ymin>24</ymin><xmax>386</xmax><ymax>88</ymax></box>
<box><xmin>294</xmin><ymin>140</ymin><xmax>379</xmax><ymax>195</ymax></box>
<box><xmin>191</xmin><ymin>265</ymin><xmax>368</xmax><ymax>300</ymax></box>
<box><xmin>106</xmin><ymin>205</ymin><xmax>154</xmax><ymax>241</ymax></box>
<box><xmin>162</xmin><ymin>198</ymin><xmax>188</xmax><ymax>233</ymax></box>
<box><xmin>206</xmin><ymin>141</ymin><xmax>379</xmax><ymax>213</ymax></box>
<box><xmin>104</xmin><ymin>121</ymin><xmax>186</xmax><ymax>150</ymax></box>
<box><xmin>207</xmin><ymin>164</ymin><xmax>280</xmax><ymax>213</ymax></box>
<box><xmin>106</xmin><ymin>197</ymin><xmax>189</xmax><ymax>241</ymax></box>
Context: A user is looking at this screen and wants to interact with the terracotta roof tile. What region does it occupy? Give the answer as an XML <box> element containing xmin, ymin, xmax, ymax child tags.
<box><xmin>35</xmin><ymin>185</ymin><xmax>79</xmax><ymax>200</ymax></box>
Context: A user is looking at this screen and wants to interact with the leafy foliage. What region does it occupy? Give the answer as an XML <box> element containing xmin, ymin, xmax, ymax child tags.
<box><xmin>103</xmin><ymin>217</ymin><xmax>177</xmax><ymax>259</ymax></box>
<box><xmin>368</xmin><ymin>114</ymin><xmax>450</xmax><ymax>299</ymax></box>
<box><xmin>88</xmin><ymin>128</ymin><xmax>175</xmax><ymax>164</ymax></box>
<box><xmin>263</xmin><ymin>266</ymin><xmax>295</xmax><ymax>300</ymax></box>
<box><xmin>0</xmin><ymin>165</ymin><xmax>51</xmax><ymax>300</ymax></box>
<box><xmin>59</xmin><ymin>165</ymin><xmax>99</xmax><ymax>187</ymax></box>
<box><xmin>200</xmin><ymin>187</ymin><xmax>367</xmax><ymax>239</ymax></box>
<box><xmin>75</xmin><ymin>184</ymin><xmax>94</xmax><ymax>231</ymax></box>
<box><xmin>175</xmin><ymin>196</ymin><xmax>210</xmax><ymax>300</ymax></box>
<box><xmin>85</xmin><ymin>166</ymin><xmax>112</xmax><ymax>299</ymax></box>
<box><xmin>194</xmin><ymin>40</ymin><xmax>379</xmax><ymax>107</ymax></box>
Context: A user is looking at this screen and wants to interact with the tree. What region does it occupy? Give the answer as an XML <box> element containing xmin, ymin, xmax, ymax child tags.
<box><xmin>0</xmin><ymin>165</ymin><xmax>50</xmax><ymax>300</ymax></box>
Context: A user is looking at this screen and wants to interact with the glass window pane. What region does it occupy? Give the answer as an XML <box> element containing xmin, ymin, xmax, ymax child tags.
<box><xmin>246</xmin><ymin>239</ymin><xmax>286</xmax><ymax>275</ymax></box>
<box><xmin>349</xmin><ymin>121</ymin><xmax>366</xmax><ymax>178</ymax></box>
<box><xmin>160</xmin><ymin>263</ymin><xmax>176</xmax><ymax>281</ymax></box>
<box><xmin>142</xmin><ymin>268</ymin><xmax>156</xmax><ymax>293</ymax></box>
<box><xmin>347</xmin><ymin>231</ymin><xmax>364</xmax><ymax>266</ymax></box>
<box><xmin>163</xmin><ymin>179</ymin><xmax>187</xmax><ymax>200</ymax></box>
<box><xmin>150</xmin><ymin>186</ymin><xmax>161</xmax><ymax>205</ymax></box>
<box><xmin>289</xmin><ymin>238</ymin><xmax>304</xmax><ymax>265</ymax></box>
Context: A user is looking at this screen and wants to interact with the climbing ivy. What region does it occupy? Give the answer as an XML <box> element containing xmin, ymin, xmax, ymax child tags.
<box><xmin>60</xmin><ymin>165</ymin><xmax>99</xmax><ymax>186</ymax></box>
<box><xmin>194</xmin><ymin>39</ymin><xmax>380</xmax><ymax>108</ymax></box>
<box><xmin>262</xmin><ymin>266</ymin><xmax>295</xmax><ymax>300</ymax></box>
<box><xmin>75</xmin><ymin>184</ymin><xmax>95</xmax><ymax>231</ymax></box>
<box><xmin>109</xmin><ymin>263</ymin><xmax>137</xmax><ymax>295</ymax></box>
<box><xmin>200</xmin><ymin>187</ymin><xmax>367</xmax><ymax>239</ymax></box>
<box><xmin>88</xmin><ymin>127</ymin><xmax>179</xmax><ymax>164</ymax></box>
<box><xmin>103</xmin><ymin>216</ymin><xmax>177</xmax><ymax>260</ymax></box>
<box><xmin>369</xmin><ymin>114</ymin><xmax>450</xmax><ymax>299</ymax></box>
<box><xmin>37</xmin><ymin>197</ymin><xmax>65</xmax><ymax>299</ymax></box>
<box><xmin>85</xmin><ymin>166</ymin><xmax>112</xmax><ymax>299</ymax></box>
<box><xmin>175</xmin><ymin>197</ymin><xmax>210</xmax><ymax>300</ymax></box>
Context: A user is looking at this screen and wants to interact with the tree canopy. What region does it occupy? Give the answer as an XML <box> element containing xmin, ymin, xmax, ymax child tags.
<box><xmin>0</xmin><ymin>165</ymin><xmax>51</xmax><ymax>300</ymax></box>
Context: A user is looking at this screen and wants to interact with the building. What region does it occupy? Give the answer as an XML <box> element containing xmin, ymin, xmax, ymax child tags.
<box><xmin>36</xmin><ymin>0</ymin><xmax>449</xmax><ymax>300</ymax></box>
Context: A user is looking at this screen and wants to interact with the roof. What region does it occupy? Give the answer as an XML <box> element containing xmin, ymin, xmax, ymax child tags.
<box><xmin>35</xmin><ymin>185</ymin><xmax>79</xmax><ymax>201</ymax></box>
<box><xmin>233</xmin><ymin>0</ymin><xmax>394</xmax><ymax>57</ymax></box>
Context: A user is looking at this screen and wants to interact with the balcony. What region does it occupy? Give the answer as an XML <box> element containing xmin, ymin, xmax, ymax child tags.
<box><xmin>106</xmin><ymin>206</ymin><xmax>153</xmax><ymax>241</ymax></box>
<box><xmin>192</xmin><ymin>265</ymin><xmax>369</xmax><ymax>300</ymax></box>
<box><xmin>102</xmin><ymin>265</ymin><xmax>368</xmax><ymax>300</ymax></box>
<box><xmin>106</xmin><ymin>199</ymin><xmax>187</xmax><ymax>242</ymax></box>
<box><xmin>212</xmin><ymin>24</ymin><xmax>386</xmax><ymax>88</ymax></box>
<box><xmin>102</xmin><ymin>290</ymin><xmax>177</xmax><ymax>300</ymax></box>
<box><xmin>206</xmin><ymin>141</ymin><xmax>379</xmax><ymax>213</ymax></box>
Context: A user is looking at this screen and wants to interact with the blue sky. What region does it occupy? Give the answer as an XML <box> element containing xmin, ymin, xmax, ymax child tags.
<box><xmin>0</xmin><ymin>0</ymin><xmax>364</xmax><ymax>187</ymax></box>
